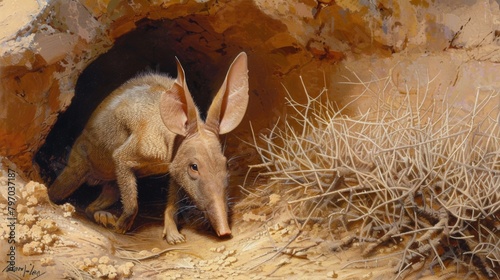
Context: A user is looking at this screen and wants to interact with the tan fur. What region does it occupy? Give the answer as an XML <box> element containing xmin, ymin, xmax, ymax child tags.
<box><xmin>48</xmin><ymin>53</ymin><xmax>249</xmax><ymax>244</ymax></box>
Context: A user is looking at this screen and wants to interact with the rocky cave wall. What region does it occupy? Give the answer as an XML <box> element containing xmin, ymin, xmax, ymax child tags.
<box><xmin>1</xmin><ymin>0</ymin><xmax>500</xmax><ymax>180</ymax></box>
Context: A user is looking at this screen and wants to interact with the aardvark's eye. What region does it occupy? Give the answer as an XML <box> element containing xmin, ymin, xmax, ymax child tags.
<box><xmin>190</xmin><ymin>164</ymin><xmax>198</xmax><ymax>172</ymax></box>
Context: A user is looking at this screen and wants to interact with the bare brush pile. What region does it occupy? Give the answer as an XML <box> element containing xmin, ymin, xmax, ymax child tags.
<box><xmin>249</xmin><ymin>75</ymin><xmax>500</xmax><ymax>278</ymax></box>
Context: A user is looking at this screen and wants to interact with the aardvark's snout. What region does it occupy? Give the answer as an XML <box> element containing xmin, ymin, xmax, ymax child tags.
<box><xmin>206</xmin><ymin>196</ymin><xmax>231</xmax><ymax>238</ymax></box>
<box><xmin>215</xmin><ymin>223</ymin><xmax>232</xmax><ymax>237</ymax></box>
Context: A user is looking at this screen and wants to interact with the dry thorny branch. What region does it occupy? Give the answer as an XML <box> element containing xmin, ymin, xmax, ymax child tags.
<box><xmin>246</xmin><ymin>71</ymin><xmax>500</xmax><ymax>278</ymax></box>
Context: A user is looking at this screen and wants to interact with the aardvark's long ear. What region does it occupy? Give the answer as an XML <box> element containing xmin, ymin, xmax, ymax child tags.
<box><xmin>160</xmin><ymin>58</ymin><xmax>199</xmax><ymax>136</ymax></box>
<box><xmin>206</xmin><ymin>52</ymin><xmax>249</xmax><ymax>135</ymax></box>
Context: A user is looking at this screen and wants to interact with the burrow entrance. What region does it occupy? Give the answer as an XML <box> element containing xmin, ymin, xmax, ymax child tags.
<box><xmin>34</xmin><ymin>17</ymin><xmax>262</xmax><ymax>235</ymax></box>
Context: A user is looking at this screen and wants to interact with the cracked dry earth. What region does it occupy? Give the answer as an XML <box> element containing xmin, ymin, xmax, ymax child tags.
<box><xmin>0</xmin><ymin>167</ymin><xmax>399</xmax><ymax>280</ymax></box>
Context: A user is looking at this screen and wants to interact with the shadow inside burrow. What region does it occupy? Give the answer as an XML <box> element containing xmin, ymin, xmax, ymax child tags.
<box><xmin>64</xmin><ymin>175</ymin><xmax>169</xmax><ymax>230</ymax></box>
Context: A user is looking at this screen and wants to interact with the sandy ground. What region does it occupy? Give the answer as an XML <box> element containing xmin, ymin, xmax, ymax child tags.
<box><xmin>0</xmin><ymin>162</ymin><xmax>410</xmax><ymax>280</ymax></box>
<box><xmin>3</xmin><ymin>141</ymin><xmax>493</xmax><ymax>280</ymax></box>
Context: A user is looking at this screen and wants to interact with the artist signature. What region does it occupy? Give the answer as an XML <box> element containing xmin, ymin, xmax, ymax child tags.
<box><xmin>2</xmin><ymin>263</ymin><xmax>46</xmax><ymax>279</ymax></box>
